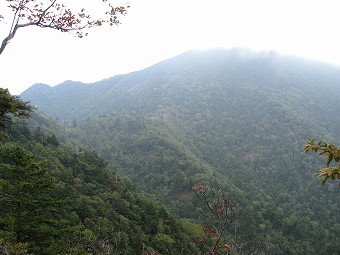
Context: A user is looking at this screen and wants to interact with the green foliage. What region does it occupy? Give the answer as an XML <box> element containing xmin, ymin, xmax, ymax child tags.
<box><xmin>304</xmin><ymin>138</ymin><xmax>340</xmax><ymax>185</ymax></box>
<box><xmin>52</xmin><ymin>110</ymin><xmax>339</xmax><ymax>254</ymax></box>
<box><xmin>20</xmin><ymin>49</ymin><xmax>340</xmax><ymax>254</ymax></box>
<box><xmin>0</xmin><ymin>88</ymin><xmax>31</xmax><ymax>139</ymax></box>
<box><xmin>0</xmin><ymin>142</ymin><xmax>60</xmax><ymax>254</ymax></box>
<box><xmin>1</xmin><ymin>118</ymin><xmax>200</xmax><ymax>254</ymax></box>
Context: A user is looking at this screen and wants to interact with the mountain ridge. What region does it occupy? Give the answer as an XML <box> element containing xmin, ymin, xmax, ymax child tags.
<box><xmin>21</xmin><ymin>48</ymin><xmax>340</xmax><ymax>122</ymax></box>
<box><xmin>20</xmin><ymin>48</ymin><xmax>340</xmax><ymax>254</ymax></box>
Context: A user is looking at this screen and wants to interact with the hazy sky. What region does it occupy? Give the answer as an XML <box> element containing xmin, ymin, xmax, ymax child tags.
<box><xmin>0</xmin><ymin>0</ymin><xmax>339</xmax><ymax>95</ymax></box>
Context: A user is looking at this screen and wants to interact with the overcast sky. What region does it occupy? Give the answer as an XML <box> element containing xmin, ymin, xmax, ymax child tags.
<box><xmin>0</xmin><ymin>0</ymin><xmax>339</xmax><ymax>95</ymax></box>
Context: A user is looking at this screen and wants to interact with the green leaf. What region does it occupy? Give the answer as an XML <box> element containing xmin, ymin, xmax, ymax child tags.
<box><xmin>322</xmin><ymin>176</ymin><xmax>329</xmax><ymax>185</ymax></box>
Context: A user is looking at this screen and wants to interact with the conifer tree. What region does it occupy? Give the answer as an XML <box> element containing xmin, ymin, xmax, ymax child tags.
<box><xmin>0</xmin><ymin>88</ymin><xmax>31</xmax><ymax>140</ymax></box>
<box><xmin>0</xmin><ymin>143</ymin><xmax>58</xmax><ymax>250</ymax></box>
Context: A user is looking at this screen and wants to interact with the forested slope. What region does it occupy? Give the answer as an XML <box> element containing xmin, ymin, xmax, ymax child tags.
<box><xmin>1</xmin><ymin>115</ymin><xmax>202</xmax><ymax>255</ymax></box>
<box><xmin>21</xmin><ymin>48</ymin><xmax>340</xmax><ymax>254</ymax></box>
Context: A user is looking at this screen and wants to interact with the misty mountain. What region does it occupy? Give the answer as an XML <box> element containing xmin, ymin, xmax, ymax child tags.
<box><xmin>21</xmin><ymin>48</ymin><xmax>340</xmax><ymax>254</ymax></box>
<box><xmin>21</xmin><ymin>48</ymin><xmax>340</xmax><ymax>128</ymax></box>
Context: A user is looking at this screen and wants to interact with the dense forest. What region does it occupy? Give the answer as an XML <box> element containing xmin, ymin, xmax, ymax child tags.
<box><xmin>1</xmin><ymin>49</ymin><xmax>339</xmax><ymax>254</ymax></box>
<box><xmin>0</xmin><ymin>90</ymin><xmax>206</xmax><ymax>254</ymax></box>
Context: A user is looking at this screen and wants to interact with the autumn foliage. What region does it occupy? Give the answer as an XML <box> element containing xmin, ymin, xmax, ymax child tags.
<box><xmin>0</xmin><ymin>0</ymin><xmax>129</xmax><ymax>54</ymax></box>
<box><xmin>192</xmin><ymin>183</ymin><xmax>238</xmax><ymax>255</ymax></box>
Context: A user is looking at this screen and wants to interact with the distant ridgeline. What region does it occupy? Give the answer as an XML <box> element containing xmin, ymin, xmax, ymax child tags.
<box><xmin>21</xmin><ymin>48</ymin><xmax>340</xmax><ymax>254</ymax></box>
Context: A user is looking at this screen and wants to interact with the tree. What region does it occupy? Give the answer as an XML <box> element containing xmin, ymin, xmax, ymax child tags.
<box><xmin>0</xmin><ymin>0</ymin><xmax>129</xmax><ymax>55</ymax></box>
<box><xmin>0</xmin><ymin>89</ymin><xmax>60</xmax><ymax>253</ymax></box>
<box><xmin>0</xmin><ymin>88</ymin><xmax>31</xmax><ymax>139</ymax></box>
<box><xmin>0</xmin><ymin>143</ymin><xmax>60</xmax><ymax>253</ymax></box>
<box><xmin>304</xmin><ymin>138</ymin><xmax>340</xmax><ymax>186</ymax></box>
<box><xmin>192</xmin><ymin>183</ymin><xmax>264</xmax><ymax>255</ymax></box>
<box><xmin>192</xmin><ymin>183</ymin><xmax>238</xmax><ymax>255</ymax></box>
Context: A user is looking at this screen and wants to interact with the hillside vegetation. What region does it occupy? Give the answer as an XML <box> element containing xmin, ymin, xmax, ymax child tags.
<box><xmin>20</xmin><ymin>48</ymin><xmax>340</xmax><ymax>254</ymax></box>
<box><xmin>1</xmin><ymin>114</ymin><xmax>203</xmax><ymax>254</ymax></box>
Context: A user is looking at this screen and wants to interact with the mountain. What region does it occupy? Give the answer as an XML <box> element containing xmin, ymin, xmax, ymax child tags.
<box><xmin>21</xmin><ymin>48</ymin><xmax>340</xmax><ymax>127</ymax></box>
<box><xmin>21</xmin><ymin>48</ymin><xmax>340</xmax><ymax>254</ymax></box>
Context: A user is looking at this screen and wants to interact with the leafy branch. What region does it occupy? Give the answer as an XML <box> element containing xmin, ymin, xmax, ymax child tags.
<box><xmin>192</xmin><ymin>183</ymin><xmax>238</xmax><ymax>255</ymax></box>
<box><xmin>0</xmin><ymin>0</ymin><xmax>129</xmax><ymax>55</ymax></box>
<box><xmin>304</xmin><ymin>138</ymin><xmax>340</xmax><ymax>186</ymax></box>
